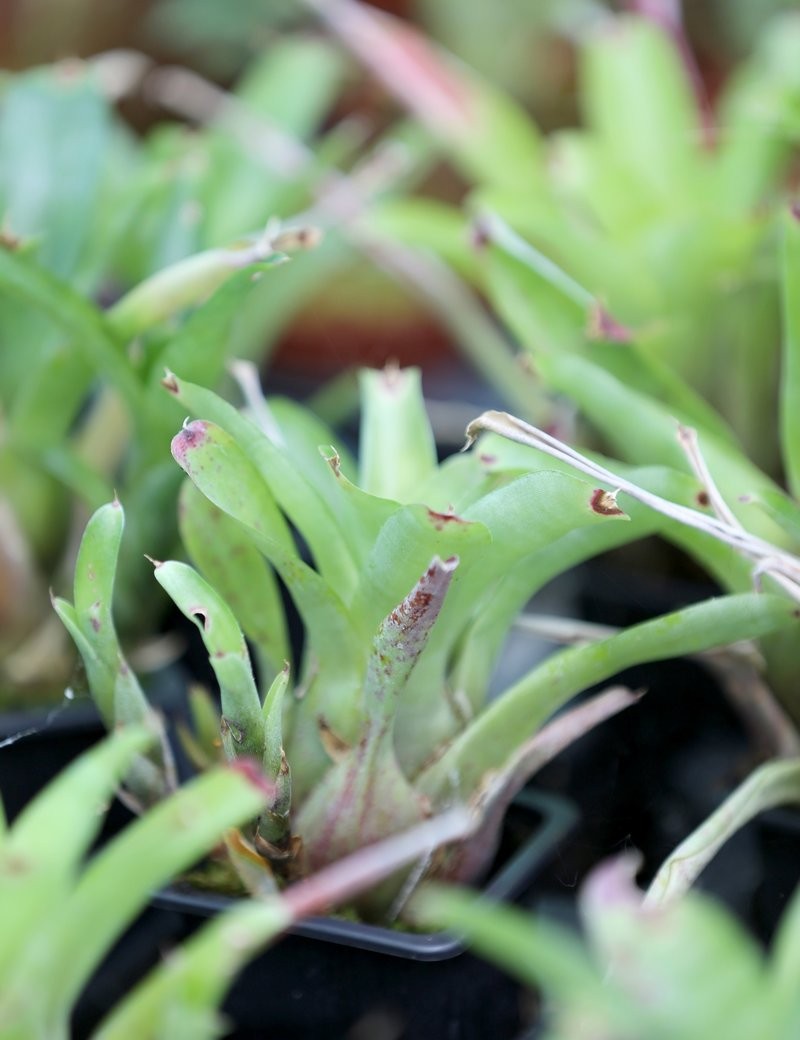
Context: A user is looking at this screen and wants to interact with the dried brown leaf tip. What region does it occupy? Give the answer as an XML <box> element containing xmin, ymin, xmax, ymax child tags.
<box><xmin>427</xmin><ymin>507</ymin><xmax>466</xmax><ymax>531</ymax></box>
<box><xmin>322</xmin><ymin>447</ymin><xmax>341</xmax><ymax>478</ymax></box>
<box><xmin>318</xmin><ymin>717</ymin><xmax>351</xmax><ymax>763</ymax></box>
<box><xmin>273</xmin><ymin>225</ymin><xmax>323</xmax><ymax>252</ymax></box>
<box><xmin>587</xmin><ymin>302</ymin><xmax>632</xmax><ymax>343</ymax></box>
<box><xmin>161</xmin><ymin>370</ymin><xmax>179</xmax><ymax>394</ymax></box>
<box><xmin>381</xmin><ymin>360</ymin><xmax>403</xmax><ymax>392</ymax></box>
<box><xmin>590</xmin><ymin>488</ymin><xmax>626</xmax><ymax>517</ymax></box>
<box><xmin>0</xmin><ymin>227</ymin><xmax>21</xmax><ymax>251</ymax></box>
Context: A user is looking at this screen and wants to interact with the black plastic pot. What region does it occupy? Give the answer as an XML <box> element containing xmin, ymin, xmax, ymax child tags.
<box><xmin>0</xmin><ymin>667</ymin><xmax>190</xmax><ymax>825</ymax></box>
<box><xmin>75</xmin><ymin>789</ymin><xmax>576</xmax><ymax>1040</ymax></box>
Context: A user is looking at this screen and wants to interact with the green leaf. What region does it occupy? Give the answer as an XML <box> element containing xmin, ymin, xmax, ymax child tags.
<box><xmin>53</xmin><ymin>501</ymin><xmax>172</xmax><ymax>805</ymax></box>
<box><xmin>91</xmin><ymin>901</ymin><xmax>291</xmax><ymax>1040</ymax></box>
<box><xmin>179</xmin><ymin>480</ymin><xmax>289</xmax><ymax>680</ymax></box>
<box><xmin>645</xmin><ymin>758</ymin><xmax>800</xmax><ymax>908</ymax></box>
<box><xmin>152</xmin><ymin>559</ymin><xmax>265</xmax><ymax>764</ymax></box>
<box><xmin>537</xmin><ymin>350</ymin><xmax>788</xmax><ymax>545</ymax></box>
<box><xmin>9</xmin><ymin>765</ymin><xmax>270</xmax><ymax>1033</ymax></box>
<box><xmin>8</xmin><ymin>342</ymin><xmax>92</xmax><ymax>450</ymax></box>
<box><xmin>0</xmin><ymin>65</ymin><xmax>112</xmax><ymax>278</ymax></box>
<box><xmin>139</xmin><ymin>265</ymin><xmax>281</xmax><ymax>465</ymax></box>
<box><xmin>579</xmin><ymin>855</ymin><xmax>768</xmax><ymax>1040</ymax></box>
<box><xmin>781</xmin><ymin>207</ymin><xmax>800</xmax><ymax>498</ymax></box>
<box><xmin>166</xmin><ymin>374</ymin><xmax>358</xmax><ymax>594</ymax></box>
<box><xmin>581</xmin><ymin>17</ymin><xmax>703</xmax><ymax>206</ymax></box>
<box><xmin>0</xmin><ymin>246</ymin><xmax>143</xmax><ymax>411</ymax></box>
<box><xmin>107</xmin><ymin>251</ymin><xmax>287</xmax><ymax>343</ymax></box>
<box><xmin>411</xmin><ymin>885</ymin><xmax>603</xmax><ymax>1003</ymax></box>
<box><xmin>296</xmin><ymin>559</ymin><xmax>456</xmax><ymax>887</ymax></box>
<box><xmin>358</xmin><ymin>367</ymin><xmax>437</xmax><ymax>501</ymax></box>
<box><xmin>419</xmin><ymin>593</ymin><xmax>798</xmax><ymax>803</ymax></box>
<box><xmin>311</xmin><ymin>0</ymin><xmax>543</xmax><ymax>190</ymax></box>
<box><xmin>202</xmin><ymin>37</ymin><xmax>348</xmax><ymax>243</ymax></box>
<box><xmin>0</xmin><ymin>727</ymin><xmax>153</xmax><ymax>981</ymax></box>
<box><xmin>169</xmin><ymin>412</ymin><xmax>365</xmax><ymax>793</ymax></box>
<box><xmin>483</xmin><ymin>219</ymin><xmax>738</xmax><ymax>445</ymax></box>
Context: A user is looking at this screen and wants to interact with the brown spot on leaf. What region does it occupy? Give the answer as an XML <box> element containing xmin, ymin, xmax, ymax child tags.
<box><xmin>318</xmin><ymin>717</ymin><xmax>351</xmax><ymax>763</ymax></box>
<box><xmin>791</xmin><ymin>202</ymin><xmax>800</xmax><ymax>222</ymax></box>
<box><xmin>0</xmin><ymin>229</ymin><xmax>22</xmax><ymax>251</ymax></box>
<box><xmin>427</xmin><ymin>507</ymin><xmax>466</xmax><ymax>530</ymax></box>
<box><xmin>696</xmin><ymin>490</ymin><xmax>710</xmax><ymax>507</ymax></box>
<box><xmin>587</xmin><ymin>302</ymin><xmax>632</xmax><ymax>343</ymax></box>
<box><xmin>1</xmin><ymin>854</ymin><xmax>31</xmax><ymax>876</ymax></box>
<box><xmin>471</xmin><ymin>218</ymin><xmax>491</xmax><ymax>250</ymax></box>
<box><xmin>591</xmin><ymin>488</ymin><xmax>625</xmax><ymax>516</ymax></box>
<box><xmin>324</xmin><ymin>449</ymin><xmax>341</xmax><ymax>477</ymax></box>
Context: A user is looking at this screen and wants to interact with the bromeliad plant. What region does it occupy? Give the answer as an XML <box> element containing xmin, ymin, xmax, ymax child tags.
<box><xmin>307</xmin><ymin>0</ymin><xmax>800</xmax><ymax>472</ymax></box>
<box><xmin>54</xmin><ymin>363</ymin><xmax>798</xmax><ymax>918</ymax></box>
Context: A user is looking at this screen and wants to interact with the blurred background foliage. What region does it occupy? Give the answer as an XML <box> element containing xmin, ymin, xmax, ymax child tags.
<box><xmin>3</xmin><ymin>1</ymin><xmax>800</xmax><ymax>115</ymax></box>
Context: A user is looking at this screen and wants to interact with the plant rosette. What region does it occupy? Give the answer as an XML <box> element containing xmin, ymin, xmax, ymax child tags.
<box><xmin>54</xmin><ymin>363</ymin><xmax>798</xmax><ymax>921</ymax></box>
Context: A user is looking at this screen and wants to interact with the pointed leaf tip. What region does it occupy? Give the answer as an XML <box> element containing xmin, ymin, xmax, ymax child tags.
<box><xmin>587</xmin><ymin>302</ymin><xmax>633</xmax><ymax>343</ymax></box>
<box><xmin>171</xmin><ymin>419</ymin><xmax>210</xmax><ymax>464</ymax></box>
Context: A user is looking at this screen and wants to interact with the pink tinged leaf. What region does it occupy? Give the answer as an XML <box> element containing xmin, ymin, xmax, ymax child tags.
<box><xmin>284</xmin><ymin>807</ymin><xmax>473</xmax><ymax>921</ymax></box>
<box><xmin>297</xmin><ymin>557</ymin><xmax>460</xmax><ymax>883</ymax></box>
<box><xmin>580</xmin><ymin>851</ymin><xmax>645</xmax><ymax>921</ymax></box>
<box><xmin>171</xmin><ymin>419</ymin><xmax>211</xmax><ymax>468</ymax></box>
<box><xmin>439</xmin><ymin>687</ymin><xmax>641</xmax><ymax>884</ymax></box>
<box><xmin>364</xmin><ymin>554</ymin><xmax>459</xmax><ymax>717</ymax></box>
<box><xmin>228</xmin><ymin>757</ymin><xmax>277</xmax><ymax>802</ymax></box>
<box><xmin>309</xmin><ymin>0</ymin><xmax>474</xmax><ymax>139</ymax></box>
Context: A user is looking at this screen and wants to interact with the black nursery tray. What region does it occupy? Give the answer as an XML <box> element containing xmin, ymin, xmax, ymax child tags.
<box><xmin>76</xmin><ymin>789</ymin><xmax>576</xmax><ymax>1040</ymax></box>
<box><xmin>155</xmin><ymin>788</ymin><xmax>575</xmax><ymax>960</ymax></box>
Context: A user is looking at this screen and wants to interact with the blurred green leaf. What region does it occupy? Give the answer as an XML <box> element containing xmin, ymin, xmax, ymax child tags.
<box><xmin>0</xmin><ymin>64</ymin><xmax>111</xmax><ymax>279</ymax></box>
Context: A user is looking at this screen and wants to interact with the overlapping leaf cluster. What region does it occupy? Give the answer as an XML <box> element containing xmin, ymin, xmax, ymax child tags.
<box><xmin>56</xmin><ymin>363</ymin><xmax>797</xmax><ymax>917</ymax></box>
<box><xmin>0</xmin><ymin>39</ymin><xmax>352</xmax><ymax>704</ymax></box>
